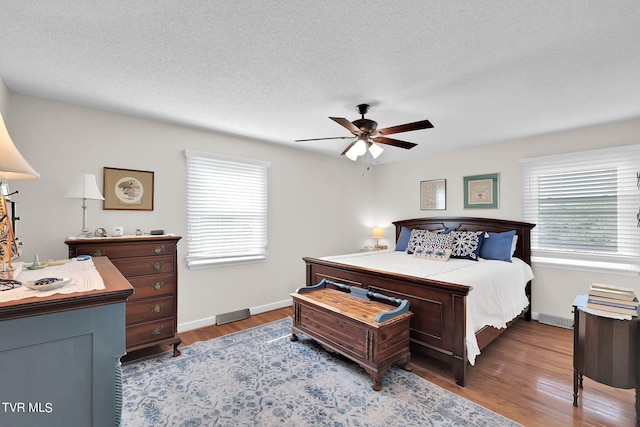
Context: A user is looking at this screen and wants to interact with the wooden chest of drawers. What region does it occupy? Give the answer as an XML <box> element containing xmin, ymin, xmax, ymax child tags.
<box><xmin>65</xmin><ymin>235</ymin><xmax>182</xmax><ymax>356</ymax></box>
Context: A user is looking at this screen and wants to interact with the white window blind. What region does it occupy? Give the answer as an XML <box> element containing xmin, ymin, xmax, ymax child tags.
<box><xmin>185</xmin><ymin>149</ymin><xmax>270</xmax><ymax>269</ymax></box>
<box><xmin>521</xmin><ymin>144</ymin><xmax>640</xmax><ymax>274</ymax></box>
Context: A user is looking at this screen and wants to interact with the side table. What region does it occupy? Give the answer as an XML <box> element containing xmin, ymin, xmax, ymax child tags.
<box><xmin>572</xmin><ymin>295</ymin><xmax>639</xmax><ymax>422</ymax></box>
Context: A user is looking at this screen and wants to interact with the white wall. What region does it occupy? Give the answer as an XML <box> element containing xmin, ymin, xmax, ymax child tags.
<box><xmin>7</xmin><ymin>94</ymin><xmax>376</xmax><ymax>330</ymax></box>
<box><xmin>7</xmin><ymin>89</ymin><xmax>640</xmax><ymax>328</ymax></box>
<box><xmin>370</xmin><ymin>118</ymin><xmax>640</xmax><ymax>321</ymax></box>
<box><xmin>0</xmin><ymin>78</ymin><xmax>8</xmax><ymax>116</ymax></box>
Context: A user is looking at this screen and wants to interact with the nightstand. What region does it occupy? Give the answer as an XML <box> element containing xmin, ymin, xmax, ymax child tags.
<box><xmin>572</xmin><ymin>295</ymin><xmax>639</xmax><ymax>421</ymax></box>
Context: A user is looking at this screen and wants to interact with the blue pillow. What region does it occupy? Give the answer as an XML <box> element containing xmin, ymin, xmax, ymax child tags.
<box><xmin>479</xmin><ymin>230</ymin><xmax>516</xmax><ymax>262</ymax></box>
<box><xmin>395</xmin><ymin>226</ymin><xmax>412</xmax><ymax>251</ymax></box>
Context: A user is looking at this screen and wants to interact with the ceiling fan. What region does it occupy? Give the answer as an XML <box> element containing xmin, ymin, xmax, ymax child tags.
<box><xmin>296</xmin><ymin>104</ymin><xmax>434</xmax><ymax>161</ymax></box>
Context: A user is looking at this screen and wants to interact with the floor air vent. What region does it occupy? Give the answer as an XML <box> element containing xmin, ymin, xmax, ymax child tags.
<box><xmin>538</xmin><ymin>313</ymin><xmax>573</xmax><ymax>329</ymax></box>
<box><xmin>216</xmin><ymin>308</ymin><xmax>251</xmax><ymax>325</ymax></box>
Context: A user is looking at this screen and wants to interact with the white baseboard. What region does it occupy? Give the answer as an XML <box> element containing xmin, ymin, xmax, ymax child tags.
<box><xmin>177</xmin><ymin>298</ymin><xmax>292</xmax><ymax>333</ymax></box>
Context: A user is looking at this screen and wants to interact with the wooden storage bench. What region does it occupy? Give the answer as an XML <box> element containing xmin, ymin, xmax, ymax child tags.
<box><xmin>290</xmin><ymin>279</ymin><xmax>412</xmax><ymax>390</ymax></box>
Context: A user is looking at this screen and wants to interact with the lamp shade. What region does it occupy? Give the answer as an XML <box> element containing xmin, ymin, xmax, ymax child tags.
<box><xmin>353</xmin><ymin>139</ymin><xmax>367</xmax><ymax>156</ymax></box>
<box><xmin>0</xmin><ymin>113</ymin><xmax>40</xmax><ymax>179</ymax></box>
<box><xmin>368</xmin><ymin>142</ymin><xmax>384</xmax><ymax>159</ymax></box>
<box><xmin>344</xmin><ymin>144</ymin><xmax>359</xmax><ymax>161</ymax></box>
<box><xmin>371</xmin><ymin>227</ymin><xmax>385</xmax><ymax>239</ymax></box>
<box><xmin>65</xmin><ymin>174</ymin><xmax>104</xmax><ymax>200</ymax></box>
<box><xmin>345</xmin><ymin>139</ymin><xmax>368</xmax><ymax>161</ymax></box>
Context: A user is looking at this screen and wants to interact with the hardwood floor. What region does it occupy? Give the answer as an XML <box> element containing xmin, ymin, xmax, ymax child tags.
<box><xmin>124</xmin><ymin>307</ymin><xmax>637</xmax><ymax>426</ymax></box>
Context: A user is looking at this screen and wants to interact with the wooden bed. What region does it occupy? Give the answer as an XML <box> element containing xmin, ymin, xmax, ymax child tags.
<box><xmin>303</xmin><ymin>216</ymin><xmax>535</xmax><ymax>386</ymax></box>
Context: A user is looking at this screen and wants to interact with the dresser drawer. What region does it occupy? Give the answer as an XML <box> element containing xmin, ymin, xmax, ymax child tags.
<box><xmin>127</xmin><ymin>274</ymin><xmax>176</xmax><ymax>301</ymax></box>
<box><xmin>127</xmin><ymin>295</ymin><xmax>175</xmax><ymax>325</ymax></box>
<box><xmin>111</xmin><ymin>255</ymin><xmax>174</xmax><ymax>277</ymax></box>
<box><xmin>127</xmin><ymin>317</ymin><xmax>176</xmax><ymax>348</ymax></box>
<box><xmin>68</xmin><ymin>241</ymin><xmax>176</xmax><ymax>259</ymax></box>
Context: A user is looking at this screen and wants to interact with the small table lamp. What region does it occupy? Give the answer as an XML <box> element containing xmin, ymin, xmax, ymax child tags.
<box><xmin>0</xmin><ymin>113</ymin><xmax>40</xmax><ymax>271</ymax></box>
<box><xmin>371</xmin><ymin>227</ymin><xmax>386</xmax><ymax>250</ymax></box>
<box><xmin>65</xmin><ymin>174</ymin><xmax>104</xmax><ymax>237</ymax></box>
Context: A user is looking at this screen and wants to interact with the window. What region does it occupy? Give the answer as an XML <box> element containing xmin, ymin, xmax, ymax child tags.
<box><xmin>521</xmin><ymin>144</ymin><xmax>640</xmax><ymax>274</ymax></box>
<box><xmin>185</xmin><ymin>149</ymin><xmax>270</xmax><ymax>269</ymax></box>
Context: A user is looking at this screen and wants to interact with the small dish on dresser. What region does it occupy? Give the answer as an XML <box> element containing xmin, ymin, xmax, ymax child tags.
<box><xmin>24</xmin><ymin>277</ymin><xmax>72</xmax><ymax>291</ymax></box>
<box><xmin>25</xmin><ymin>263</ymin><xmax>48</xmax><ymax>270</ymax></box>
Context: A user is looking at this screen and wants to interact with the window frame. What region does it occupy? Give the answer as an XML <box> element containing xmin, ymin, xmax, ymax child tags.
<box><xmin>521</xmin><ymin>144</ymin><xmax>640</xmax><ymax>276</ymax></box>
<box><xmin>184</xmin><ymin>149</ymin><xmax>270</xmax><ymax>269</ymax></box>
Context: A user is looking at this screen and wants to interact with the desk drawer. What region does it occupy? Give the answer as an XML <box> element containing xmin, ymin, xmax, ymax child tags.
<box><xmin>111</xmin><ymin>255</ymin><xmax>174</xmax><ymax>277</ymax></box>
<box><xmin>127</xmin><ymin>296</ymin><xmax>175</xmax><ymax>325</ymax></box>
<box><xmin>127</xmin><ymin>317</ymin><xmax>175</xmax><ymax>348</ymax></box>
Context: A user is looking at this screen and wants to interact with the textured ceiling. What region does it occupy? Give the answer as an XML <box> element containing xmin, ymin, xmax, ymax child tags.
<box><xmin>1</xmin><ymin>1</ymin><xmax>639</xmax><ymax>163</ymax></box>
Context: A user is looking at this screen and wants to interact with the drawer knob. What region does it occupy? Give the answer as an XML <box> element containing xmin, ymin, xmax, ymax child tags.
<box><xmin>151</xmin><ymin>304</ymin><xmax>164</xmax><ymax>313</ymax></box>
<box><xmin>151</xmin><ymin>281</ymin><xmax>165</xmax><ymax>291</ymax></box>
<box><xmin>90</xmin><ymin>249</ymin><xmax>106</xmax><ymax>257</ymax></box>
<box><xmin>151</xmin><ymin>326</ymin><xmax>164</xmax><ymax>335</ymax></box>
<box><xmin>151</xmin><ymin>262</ymin><xmax>163</xmax><ymax>271</ymax></box>
<box><xmin>153</xmin><ymin>246</ymin><xmax>164</xmax><ymax>254</ymax></box>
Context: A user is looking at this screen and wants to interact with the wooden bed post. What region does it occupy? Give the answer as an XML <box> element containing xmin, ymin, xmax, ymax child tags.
<box><xmin>452</xmin><ymin>293</ymin><xmax>467</xmax><ymax>387</ymax></box>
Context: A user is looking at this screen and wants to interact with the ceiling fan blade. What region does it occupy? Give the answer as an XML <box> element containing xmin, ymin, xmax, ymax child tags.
<box><xmin>377</xmin><ymin>119</ymin><xmax>433</xmax><ymax>136</ymax></box>
<box><xmin>329</xmin><ymin>117</ymin><xmax>362</xmax><ymax>135</ymax></box>
<box><xmin>373</xmin><ymin>136</ymin><xmax>417</xmax><ymax>150</ymax></box>
<box><xmin>295</xmin><ymin>136</ymin><xmax>355</xmax><ymax>142</ymax></box>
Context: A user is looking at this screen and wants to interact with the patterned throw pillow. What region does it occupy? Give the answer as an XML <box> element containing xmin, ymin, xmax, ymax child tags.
<box><xmin>449</xmin><ymin>231</ymin><xmax>484</xmax><ymax>260</ymax></box>
<box><xmin>406</xmin><ymin>229</ymin><xmax>453</xmax><ymax>254</ymax></box>
<box><xmin>413</xmin><ymin>246</ymin><xmax>452</xmax><ymax>261</ymax></box>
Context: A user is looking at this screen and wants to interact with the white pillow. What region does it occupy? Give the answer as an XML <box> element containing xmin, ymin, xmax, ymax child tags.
<box><xmin>413</xmin><ymin>246</ymin><xmax>452</xmax><ymax>262</ymax></box>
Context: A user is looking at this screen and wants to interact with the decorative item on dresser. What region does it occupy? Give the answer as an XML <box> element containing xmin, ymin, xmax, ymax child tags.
<box><xmin>64</xmin><ymin>174</ymin><xmax>105</xmax><ymax>237</ymax></box>
<box><xmin>0</xmin><ymin>112</ymin><xmax>40</xmax><ymax>271</ymax></box>
<box><xmin>65</xmin><ymin>235</ymin><xmax>182</xmax><ymax>356</ymax></box>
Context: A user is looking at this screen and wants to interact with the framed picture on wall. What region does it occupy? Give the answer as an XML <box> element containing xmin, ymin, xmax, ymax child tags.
<box><xmin>103</xmin><ymin>167</ymin><xmax>154</xmax><ymax>210</ymax></box>
<box><xmin>420</xmin><ymin>179</ymin><xmax>446</xmax><ymax>210</ymax></box>
<box><xmin>463</xmin><ymin>173</ymin><xmax>499</xmax><ymax>209</ymax></box>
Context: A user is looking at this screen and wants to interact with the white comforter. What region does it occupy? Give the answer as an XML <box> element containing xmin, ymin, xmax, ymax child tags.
<box><xmin>321</xmin><ymin>250</ymin><xmax>534</xmax><ymax>365</ymax></box>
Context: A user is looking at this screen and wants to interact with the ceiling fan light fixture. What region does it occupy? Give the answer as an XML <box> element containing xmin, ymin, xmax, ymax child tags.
<box><xmin>345</xmin><ymin>138</ymin><xmax>367</xmax><ymax>161</ymax></box>
<box><xmin>353</xmin><ymin>139</ymin><xmax>367</xmax><ymax>156</ymax></box>
<box><xmin>368</xmin><ymin>142</ymin><xmax>384</xmax><ymax>159</ymax></box>
<box><xmin>345</xmin><ymin>145</ymin><xmax>359</xmax><ymax>161</ymax></box>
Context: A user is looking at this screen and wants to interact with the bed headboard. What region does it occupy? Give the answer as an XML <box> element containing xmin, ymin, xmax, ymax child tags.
<box><xmin>393</xmin><ymin>217</ymin><xmax>536</xmax><ymax>265</ymax></box>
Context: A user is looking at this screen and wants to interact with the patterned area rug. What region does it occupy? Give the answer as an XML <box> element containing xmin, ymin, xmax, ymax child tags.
<box><xmin>121</xmin><ymin>318</ymin><xmax>521</xmax><ymax>426</ymax></box>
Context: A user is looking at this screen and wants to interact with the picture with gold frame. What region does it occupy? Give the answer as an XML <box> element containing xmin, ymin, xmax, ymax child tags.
<box><xmin>103</xmin><ymin>167</ymin><xmax>154</xmax><ymax>211</ymax></box>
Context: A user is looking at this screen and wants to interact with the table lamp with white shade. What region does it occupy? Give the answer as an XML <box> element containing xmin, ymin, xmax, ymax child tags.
<box><xmin>65</xmin><ymin>174</ymin><xmax>104</xmax><ymax>237</ymax></box>
<box><xmin>0</xmin><ymin>113</ymin><xmax>39</xmax><ymax>271</ymax></box>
